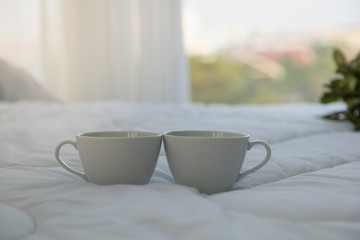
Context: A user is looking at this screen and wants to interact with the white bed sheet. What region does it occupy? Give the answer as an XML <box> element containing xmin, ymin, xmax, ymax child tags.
<box><xmin>0</xmin><ymin>101</ymin><xmax>359</xmax><ymax>240</ymax></box>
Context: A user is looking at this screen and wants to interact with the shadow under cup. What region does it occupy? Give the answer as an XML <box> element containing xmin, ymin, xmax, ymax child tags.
<box><xmin>55</xmin><ymin>131</ymin><xmax>162</xmax><ymax>185</ymax></box>
<box><xmin>163</xmin><ymin>130</ymin><xmax>271</xmax><ymax>194</ymax></box>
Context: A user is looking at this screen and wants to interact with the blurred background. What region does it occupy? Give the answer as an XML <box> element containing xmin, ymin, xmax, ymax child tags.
<box><xmin>184</xmin><ymin>0</ymin><xmax>360</xmax><ymax>104</ymax></box>
<box><xmin>0</xmin><ymin>0</ymin><xmax>359</xmax><ymax>103</ymax></box>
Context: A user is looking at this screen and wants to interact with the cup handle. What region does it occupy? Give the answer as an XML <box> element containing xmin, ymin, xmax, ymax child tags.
<box><xmin>237</xmin><ymin>140</ymin><xmax>271</xmax><ymax>181</ymax></box>
<box><xmin>55</xmin><ymin>140</ymin><xmax>87</xmax><ymax>181</ymax></box>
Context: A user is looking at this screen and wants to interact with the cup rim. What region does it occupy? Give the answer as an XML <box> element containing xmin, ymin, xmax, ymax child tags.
<box><xmin>77</xmin><ymin>131</ymin><xmax>162</xmax><ymax>139</ymax></box>
<box><xmin>163</xmin><ymin>130</ymin><xmax>249</xmax><ymax>138</ymax></box>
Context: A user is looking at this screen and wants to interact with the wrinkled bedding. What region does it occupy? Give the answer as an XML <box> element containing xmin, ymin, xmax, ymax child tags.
<box><xmin>0</xmin><ymin>101</ymin><xmax>359</xmax><ymax>240</ymax></box>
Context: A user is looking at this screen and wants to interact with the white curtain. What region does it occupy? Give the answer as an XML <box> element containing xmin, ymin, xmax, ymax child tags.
<box><xmin>41</xmin><ymin>0</ymin><xmax>189</xmax><ymax>102</ymax></box>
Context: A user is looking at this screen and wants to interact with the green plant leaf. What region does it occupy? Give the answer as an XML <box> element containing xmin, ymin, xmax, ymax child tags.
<box><xmin>330</xmin><ymin>79</ymin><xmax>343</xmax><ymax>88</ymax></box>
<box><xmin>349</xmin><ymin>58</ymin><xmax>360</xmax><ymax>70</ymax></box>
<box><xmin>321</xmin><ymin>92</ymin><xmax>339</xmax><ymax>103</ymax></box>
<box><xmin>335</xmin><ymin>64</ymin><xmax>350</xmax><ymax>76</ymax></box>
<box><xmin>333</xmin><ymin>49</ymin><xmax>346</xmax><ymax>67</ymax></box>
<box><xmin>321</xmin><ymin>48</ymin><xmax>360</xmax><ymax>130</ymax></box>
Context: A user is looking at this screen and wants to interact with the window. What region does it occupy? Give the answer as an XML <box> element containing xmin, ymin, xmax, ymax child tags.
<box><xmin>182</xmin><ymin>0</ymin><xmax>360</xmax><ymax>104</ymax></box>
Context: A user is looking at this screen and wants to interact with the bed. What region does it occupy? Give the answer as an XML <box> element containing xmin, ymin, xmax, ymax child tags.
<box><xmin>1</xmin><ymin>98</ymin><xmax>360</xmax><ymax>240</ymax></box>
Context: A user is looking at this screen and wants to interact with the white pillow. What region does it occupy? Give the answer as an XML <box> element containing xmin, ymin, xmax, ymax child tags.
<box><xmin>0</xmin><ymin>202</ymin><xmax>35</xmax><ymax>240</ymax></box>
<box><xmin>0</xmin><ymin>58</ymin><xmax>57</xmax><ymax>101</ymax></box>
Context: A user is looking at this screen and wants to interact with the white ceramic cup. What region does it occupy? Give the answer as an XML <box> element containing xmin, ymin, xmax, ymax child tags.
<box><xmin>55</xmin><ymin>131</ymin><xmax>162</xmax><ymax>185</ymax></box>
<box><xmin>163</xmin><ymin>130</ymin><xmax>271</xmax><ymax>194</ymax></box>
